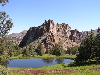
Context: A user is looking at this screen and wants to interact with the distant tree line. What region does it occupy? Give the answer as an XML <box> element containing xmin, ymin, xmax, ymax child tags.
<box><xmin>22</xmin><ymin>42</ymin><xmax>66</xmax><ymax>56</ymax></box>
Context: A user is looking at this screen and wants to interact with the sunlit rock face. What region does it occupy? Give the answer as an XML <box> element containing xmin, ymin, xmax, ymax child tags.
<box><xmin>19</xmin><ymin>19</ymin><xmax>82</xmax><ymax>50</ymax></box>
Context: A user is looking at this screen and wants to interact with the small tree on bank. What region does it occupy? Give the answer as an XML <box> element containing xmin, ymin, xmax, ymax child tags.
<box><xmin>66</xmin><ymin>46</ymin><xmax>78</xmax><ymax>55</ymax></box>
<box><xmin>50</xmin><ymin>44</ymin><xmax>65</xmax><ymax>56</ymax></box>
<box><xmin>22</xmin><ymin>44</ymin><xmax>36</xmax><ymax>56</ymax></box>
<box><xmin>35</xmin><ymin>43</ymin><xmax>45</xmax><ymax>56</ymax></box>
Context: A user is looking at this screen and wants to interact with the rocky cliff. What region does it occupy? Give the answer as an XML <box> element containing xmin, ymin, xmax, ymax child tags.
<box><xmin>19</xmin><ymin>20</ymin><xmax>80</xmax><ymax>50</ymax></box>
<box><xmin>19</xmin><ymin>19</ymin><xmax>98</xmax><ymax>51</ymax></box>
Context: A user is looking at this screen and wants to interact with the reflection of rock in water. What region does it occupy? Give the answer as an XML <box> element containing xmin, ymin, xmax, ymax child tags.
<box><xmin>55</xmin><ymin>59</ymin><xmax>64</xmax><ymax>64</ymax></box>
<box><xmin>42</xmin><ymin>59</ymin><xmax>53</xmax><ymax>64</ymax></box>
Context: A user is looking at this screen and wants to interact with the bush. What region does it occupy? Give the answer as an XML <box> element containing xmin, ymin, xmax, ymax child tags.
<box><xmin>50</xmin><ymin>44</ymin><xmax>65</xmax><ymax>56</ymax></box>
<box><xmin>35</xmin><ymin>43</ymin><xmax>45</xmax><ymax>56</ymax></box>
<box><xmin>66</xmin><ymin>46</ymin><xmax>78</xmax><ymax>55</ymax></box>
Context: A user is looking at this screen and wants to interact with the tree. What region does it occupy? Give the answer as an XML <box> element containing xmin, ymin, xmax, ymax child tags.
<box><xmin>75</xmin><ymin>30</ymin><xmax>95</xmax><ymax>63</ymax></box>
<box><xmin>0</xmin><ymin>0</ymin><xmax>13</xmax><ymax>37</ymax></box>
<box><xmin>66</xmin><ymin>46</ymin><xmax>78</xmax><ymax>55</ymax></box>
<box><xmin>35</xmin><ymin>43</ymin><xmax>44</xmax><ymax>56</ymax></box>
<box><xmin>0</xmin><ymin>38</ymin><xmax>21</xmax><ymax>57</ymax></box>
<box><xmin>13</xmin><ymin>44</ymin><xmax>21</xmax><ymax>56</ymax></box>
<box><xmin>0</xmin><ymin>0</ymin><xmax>9</xmax><ymax>6</ymax></box>
<box><xmin>0</xmin><ymin>0</ymin><xmax>9</xmax><ymax>3</ymax></box>
<box><xmin>22</xmin><ymin>46</ymin><xmax>30</xmax><ymax>56</ymax></box>
<box><xmin>93</xmin><ymin>28</ymin><xmax>100</xmax><ymax>62</ymax></box>
<box><xmin>0</xmin><ymin>1</ymin><xmax>14</xmax><ymax>74</ymax></box>
<box><xmin>6</xmin><ymin>41</ymin><xmax>21</xmax><ymax>57</ymax></box>
<box><xmin>50</xmin><ymin>44</ymin><xmax>65</xmax><ymax>56</ymax></box>
<box><xmin>22</xmin><ymin>44</ymin><xmax>36</xmax><ymax>56</ymax></box>
<box><xmin>0</xmin><ymin>11</ymin><xmax>13</xmax><ymax>36</ymax></box>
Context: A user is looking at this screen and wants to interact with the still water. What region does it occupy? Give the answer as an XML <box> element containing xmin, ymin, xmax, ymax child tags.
<box><xmin>8</xmin><ymin>58</ymin><xmax>74</xmax><ymax>68</ymax></box>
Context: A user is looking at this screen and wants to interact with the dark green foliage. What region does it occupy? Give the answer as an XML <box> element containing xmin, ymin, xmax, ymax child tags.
<box><xmin>0</xmin><ymin>0</ymin><xmax>13</xmax><ymax>36</ymax></box>
<box><xmin>0</xmin><ymin>38</ymin><xmax>21</xmax><ymax>57</ymax></box>
<box><xmin>22</xmin><ymin>44</ymin><xmax>36</xmax><ymax>56</ymax></box>
<box><xmin>0</xmin><ymin>0</ymin><xmax>9</xmax><ymax>6</ymax></box>
<box><xmin>0</xmin><ymin>1</ymin><xmax>13</xmax><ymax>75</ymax></box>
<box><xmin>0</xmin><ymin>38</ymin><xmax>21</xmax><ymax>75</ymax></box>
<box><xmin>75</xmin><ymin>29</ymin><xmax>100</xmax><ymax>64</ymax></box>
<box><xmin>35</xmin><ymin>43</ymin><xmax>44</xmax><ymax>56</ymax></box>
<box><xmin>0</xmin><ymin>0</ymin><xmax>9</xmax><ymax>3</ymax></box>
<box><xmin>7</xmin><ymin>41</ymin><xmax>21</xmax><ymax>57</ymax></box>
<box><xmin>75</xmin><ymin>30</ymin><xmax>95</xmax><ymax>63</ymax></box>
<box><xmin>92</xmin><ymin>28</ymin><xmax>100</xmax><ymax>62</ymax></box>
<box><xmin>50</xmin><ymin>44</ymin><xmax>65</xmax><ymax>56</ymax></box>
<box><xmin>66</xmin><ymin>46</ymin><xmax>78</xmax><ymax>55</ymax></box>
<box><xmin>0</xmin><ymin>11</ymin><xmax>13</xmax><ymax>36</ymax></box>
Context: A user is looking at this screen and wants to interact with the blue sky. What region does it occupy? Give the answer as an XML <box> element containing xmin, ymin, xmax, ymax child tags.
<box><xmin>0</xmin><ymin>0</ymin><xmax>100</xmax><ymax>34</ymax></box>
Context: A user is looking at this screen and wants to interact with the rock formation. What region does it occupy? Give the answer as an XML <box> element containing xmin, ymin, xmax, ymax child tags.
<box><xmin>19</xmin><ymin>19</ymin><xmax>80</xmax><ymax>51</ymax></box>
<box><xmin>19</xmin><ymin>20</ymin><xmax>99</xmax><ymax>51</ymax></box>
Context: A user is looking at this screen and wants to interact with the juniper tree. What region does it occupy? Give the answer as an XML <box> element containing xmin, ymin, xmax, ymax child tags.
<box><xmin>75</xmin><ymin>30</ymin><xmax>95</xmax><ymax>63</ymax></box>
<box><xmin>93</xmin><ymin>28</ymin><xmax>100</xmax><ymax>62</ymax></box>
<box><xmin>35</xmin><ymin>43</ymin><xmax>45</xmax><ymax>56</ymax></box>
<box><xmin>0</xmin><ymin>1</ymin><xmax>13</xmax><ymax>74</ymax></box>
<box><xmin>66</xmin><ymin>46</ymin><xmax>78</xmax><ymax>55</ymax></box>
<box><xmin>50</xmin><ymin>44</ymin><xmax>65</xmax><ymax>56</ymax></box>
<box><xmin>0</xmin><ymin>0</ymin><xmax>13</xmax><ymax>37</ymax></box>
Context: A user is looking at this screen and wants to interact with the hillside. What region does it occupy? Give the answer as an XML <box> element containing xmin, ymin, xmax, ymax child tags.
<box><xmin>8</xmin><ymin>30</ymin><xmax>27</xmax><ymax>39</ymax></box>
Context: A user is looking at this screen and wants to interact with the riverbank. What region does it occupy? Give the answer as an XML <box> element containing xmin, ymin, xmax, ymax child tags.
<box><xmin>9</xmin><ymin>54</ymin><xmax>76</xmax><ymax>60</ymax></box>
<box><xmin>9</xmin><ymin>62</ymin><xmax>100</xmax><ymax>75</ymax></box>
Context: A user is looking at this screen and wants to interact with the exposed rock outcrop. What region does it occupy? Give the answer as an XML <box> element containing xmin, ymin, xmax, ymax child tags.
<box><xmin>19</xmin><ymin>20</ymin><xmax>99</xmax><ymax>51</ymax></box>
<box><xmin>19</xmin><ymin>20</ymin><xmax>80</xmax><ymax>50</ymax></box>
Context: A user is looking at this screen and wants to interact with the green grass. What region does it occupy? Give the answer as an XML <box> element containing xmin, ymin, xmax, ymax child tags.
<box><xmin>37</xmin><ymin>71</ymin><xmax>100</xmax><ymax>75</ymax></box>
<box><xmin>9</xmin><ymin>62</ymin><xmax>100</xmax><ymax>71</ymax></box>
<box><xmin>9</xmin><ymin>54</ymin><xmax>76</xmax><ymax>60</ymax></box>
<box><xmin>10</xmin><ymin>72</ymin><xmax>30</xmax><ymax>75</ymax></box>
<box><xmin>8</xmin><ymin>62</ymin><xmax>100</xmax><ymax>75</ymax></box>
<box><xmin>9</xmin><ymin>71</ymin><xmax>100</xmax><ymax>75</ymax></box>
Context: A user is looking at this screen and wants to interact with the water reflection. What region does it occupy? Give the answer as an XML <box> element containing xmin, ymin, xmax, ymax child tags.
<box><xmin>42</xmin><ymin>59</ymin><xmax>53</xmax><ymax>64</ymax></box>
<box><xmin>55</xmin><ymin>59</ymin><xmax>64</xmax><ymax>64</ymax></box>
<box><xmin>42</xmin><ymin>59</ymin><xmax>64</xmax><ymax>64</ymax></box>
